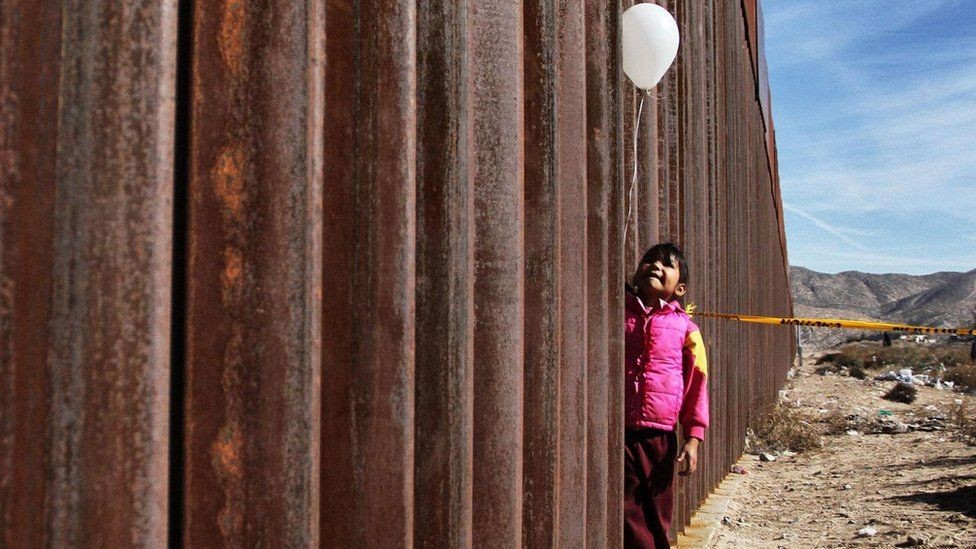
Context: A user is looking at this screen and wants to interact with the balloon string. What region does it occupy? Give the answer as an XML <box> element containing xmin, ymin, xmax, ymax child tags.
<box><xmin>625</xmin><ymin>91</ymin><xmax>646</xmax><ymax>245</ymax></box>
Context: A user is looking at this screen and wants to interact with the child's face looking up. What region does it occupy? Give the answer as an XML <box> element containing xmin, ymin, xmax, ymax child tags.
<box><xmin>633</xmin><ymin>254</ymin><xmax>687</xmax><ymax>304</ymax></box>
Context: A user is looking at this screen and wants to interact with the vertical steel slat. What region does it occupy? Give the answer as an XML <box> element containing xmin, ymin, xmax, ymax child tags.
<box><xmin>414</xmin><ymin>1</ymin><xmax>475</xmax><ymax>546</ymax></box>
<box><xmin>606</xmin><ymin>3</ymin><xmax>626</xmax><ymax>547</ymax></box>
<box><xmin>661</xmin><ymin>1</ymin><xmax>681</xmax><ymax>242</ymax></box>
<box><xmin>321</xmin><ymin>0</ymin><xmax>416</xmax><ymax>546</ymax></box>
<box><xmin>469</xmin><ymin>1</ymin><xmax>526</xmax><ymax>546</ymax></box>
<box><xmin>621</xmin><ymin>1</ymin><xmax>636</xmax><ymax>267</ymax></box>
<box><xmin>0</xmin><ymin>3</ymin><xmax>61</xmax><ymax>547</ymax></box>
<box><xmin>43</xmin><ymin>1</ymin><xmax>178</xmax><ymax>546</ymax></box>
<box><xmin>587</xmin><ymin>2</ymin><xmax>625</xmax><ymax>546</ymax></box>
<box><xmin>643</xmin><ymin>88</ymin><xmax>661</xmax><ymax>249</ymax></box>
<box><xmin>583</xmin><ymin>2</ymin><xmax>609</xmax><ymax>546</ymax></box>
<box><xmin>554</xmin><ymin>1</ymin><xmax>589</xmax><ymax>545</ymax></box>
<box><xmin>183</xmin><ymin>1</ymin><xmax>324</xmax><ymax>546</ymax></box>
<box><xmin>522</xmin><ymin>0</ymin><xmax>560</xmax><ymax>544</ymax></box>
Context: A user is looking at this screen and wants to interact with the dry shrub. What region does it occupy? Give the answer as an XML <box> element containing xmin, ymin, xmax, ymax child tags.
<box><xmin>814</xmin><ymin>352</ymin><xmax>866</xmax><ymax>379</ymax></box>
<box><xmin>883</xmin><ymin>382</ymin><xmax>918</xmax><ymax>404</ymax></box>
<box><xmin>949</xmin><ymin>400</ymin><xmax>976</xmax><ymax>445</ymax></box>
<box><xmin>825</xmin><ymin>342</ymin><xmax>971</xmax><ymax>374</ymax></box>
<box><xmin>815</xmin><ymin>353</ymin><xmax>839</xmax><ymax>365</ymax></box>
<box><xmin>818</xmin><ymin>408</ymin><xmax>872</xmax><ymax>435</ymax></box>
<box><xmin>820</xmin><ymin>409</ymin><xmax>853</xmax><ymax>435</ymax></box>
<box><xmin>936</xmin><ymin>347</ymin><xmax>972</xmax><ymax>369</ymax></box>
<box><xmin>748</xmin><ymin>402</ymin><xmax>822</xmax><ymax>454</ymax></box>
<box><xmin>945</xmin><ymin>364</ymin><xmax>976</xmax><ymax>391</ymax></box>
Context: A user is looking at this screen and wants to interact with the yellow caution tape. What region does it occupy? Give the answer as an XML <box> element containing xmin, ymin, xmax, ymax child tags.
<box><xmin>689</xmin><ymin>310</ymin><xmax>976</xmax><ymax>336</ymax></box>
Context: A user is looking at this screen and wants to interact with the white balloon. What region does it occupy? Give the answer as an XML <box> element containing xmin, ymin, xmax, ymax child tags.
<box><xmin>622</xmin><ymin>3</ymin><xmax>680</xmax><ymax>90</ymax></box>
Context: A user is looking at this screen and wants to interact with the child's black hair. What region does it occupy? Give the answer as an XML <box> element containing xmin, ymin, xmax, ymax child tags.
<box><xmin>639</xmin><ymin>242</ymin><xmax>689</xmax><ymax>285</ymax></box>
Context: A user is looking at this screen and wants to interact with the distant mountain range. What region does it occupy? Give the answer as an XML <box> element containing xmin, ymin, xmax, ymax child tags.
<box><xmin>789</xmin><ymin>266</ymin><xmax>976</xmax><ymax>351</ymax></box>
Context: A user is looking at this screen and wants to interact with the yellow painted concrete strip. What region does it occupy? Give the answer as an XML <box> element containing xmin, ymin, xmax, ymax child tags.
<box><xmin>675</xmin><ymin>455</ymin><xmax>750</xmax><ymax>548</ymax></box>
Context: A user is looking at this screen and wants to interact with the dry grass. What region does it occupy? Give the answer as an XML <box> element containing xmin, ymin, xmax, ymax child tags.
<box><xmin>829</xmin><ymin>341</ymin><xmax>971</xmax><ymax>370</ymax></box>
<box><xmin>817</xmin><ymin>408</ymin><xmax>880</xmax><ymax>436</ymax></box>
<box><xmin>746</xmin><ymin>402</ymin><xmax>822</xmax><ymax>454</ymax></box>
<box><xmin>945</xmin><ymin>364</ymin><xmax>976</xmax><ymax>391</ymax></box>
<box><xmin>949</xmin><ymin>399</ymin><xmax>976</xmax><ymax>445</ymax></box>
<box><xmin>817</xmin><ymin>341</ymin><xmax>976</xmax><ymax>390</ymax></box>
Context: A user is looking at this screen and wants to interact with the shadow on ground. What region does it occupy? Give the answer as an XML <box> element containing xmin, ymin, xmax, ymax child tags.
<box><xmin>884</xmin><ymin>454</ymin><xmax>976</xmax><ymax>471</ymax></box>
<box><xmin>891</xmin><ymin>485</ymin><xmax>976</xmax><ymax>519</ymax></box>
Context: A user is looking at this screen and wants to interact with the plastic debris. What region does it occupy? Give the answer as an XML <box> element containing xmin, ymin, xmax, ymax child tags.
<box><xmin>759</xmin><ymin>453</ymin><xmax>777</xmax><ymax>462</ymax></box>
<box><xmin>730</xmin><ymin>464</ymin><xmax>748</xmax><ymax>475</ymax></box>
<box><xmin>857</xmin><ymin>526</ymin><xmax>877</xmax><ymax>537</ymax></box>
<box><xmin>879</xmin><ymin>420</ymin><xmax>909</xmax><ymax>434</ymax></box>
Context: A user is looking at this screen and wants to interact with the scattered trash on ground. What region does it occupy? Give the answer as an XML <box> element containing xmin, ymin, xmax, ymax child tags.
<box><xmin>856</xmin><ymin>526</ymin><xmax>877</xmax><ymax>537</ymax></box>
<box><xmin>730</xmin><ymin>464</ymin><xmax>748</xmax><ymax>475</ymax></box>
<box><xmin>874</xmin><ymin>369</ymin><xmax>958</xmax><ymax>391</ymax></box>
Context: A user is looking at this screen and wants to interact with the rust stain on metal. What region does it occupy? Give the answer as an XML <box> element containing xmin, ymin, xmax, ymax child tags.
<box><xmin>185</xmin><ymin>0</ymin><xmax>322</xmax><ymax>546</ymax></box>
<box><xmin>219</xmin><ymin>246</ymin><xmax>244</xmax><ymax>305</ymax></box>
<box><xmin>211</xmin><ymin>424</ymin><xmax>243</xmax><ymax>480</ymax></box>
<box><xmin>212</xmin><ymin>145</ymin><xmax>247</xmax><ymax>219</ymax></box>
<box><xmin>210</xmin><ymin>420</ymin><xmax>245</xmax><ymax>541</ymax></box>
<box><xmin>218</xmin><ymin>0</ymin><xmax>247</xmax><ymax>76</ymax></box>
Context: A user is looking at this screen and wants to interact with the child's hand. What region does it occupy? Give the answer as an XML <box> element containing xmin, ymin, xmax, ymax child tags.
<box><xmin>676</xmin><ymin>438</ymin><xmax>700</xmax><ymax>476</ymax></box>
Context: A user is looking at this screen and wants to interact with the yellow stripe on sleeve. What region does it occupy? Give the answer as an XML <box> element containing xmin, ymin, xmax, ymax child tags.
<box><xmin>685</xmin><ymin>330</ymin><xmax>708</xmax><ymax>376</ymax></box>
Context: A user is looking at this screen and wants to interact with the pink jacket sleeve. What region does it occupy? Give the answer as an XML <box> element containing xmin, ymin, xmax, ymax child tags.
<box><xmin>680</xmin><ymin>320</ymin><xmax>709</xmax><ymax>441</ymax></box>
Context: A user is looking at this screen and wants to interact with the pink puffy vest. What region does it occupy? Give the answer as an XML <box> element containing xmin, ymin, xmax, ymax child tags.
<box><xmin>624</xmin><ymin>290</ymin><xmax>709</xmax><ymax>440</ymax></box>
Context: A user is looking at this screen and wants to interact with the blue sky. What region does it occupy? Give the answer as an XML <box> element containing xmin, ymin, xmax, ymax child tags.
<box><xmin>764</xmin><ymin>0</ymin><xmax>976</xmax><ymax>274</ymax></box>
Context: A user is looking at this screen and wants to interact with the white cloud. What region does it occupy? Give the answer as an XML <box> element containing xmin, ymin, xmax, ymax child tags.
<box><xmin>783</xmin><ymin>204</ymin><xmax>867</xmax><ymax>250</ymax></box>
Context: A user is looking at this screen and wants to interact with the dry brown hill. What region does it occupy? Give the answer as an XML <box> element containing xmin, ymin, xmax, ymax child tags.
<box><xmin>789</xmin><ymin>266</ymin><xmax>976</xmax><ymax>351</ymax></box>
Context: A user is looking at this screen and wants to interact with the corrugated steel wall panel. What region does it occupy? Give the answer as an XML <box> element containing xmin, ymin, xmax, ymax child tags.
<box><xmin>182</xmin><ymin>0</ymin><xmax>324</xmax><ymax>546</ymax></box>
<box><xmin>320</xmin><ymin>1</ymin><xmax>416</xmax><ymax>547</ymax></box>
<box><xmin>414</xmin><ymin>2</ymin><xmax>475</xmax><ymax>547</ymax></box>
<box><xmin>468</xmin><ymin>2</ymin><xmax>526</xmax><ymax>547</ymax></box>
<box><xmin>1</xmin><ymin>0</ymin><xmax>793</xmax><ymax>546</ymax></box>
<box><xmin>2</xmin><ymin>1</ymin><xmax>178</xmax><ymax>546</ymax></box>
<box><xmin>1</xmin><ymin>4</ymin><xmax>61</xmax><ymax>547</ymax></box>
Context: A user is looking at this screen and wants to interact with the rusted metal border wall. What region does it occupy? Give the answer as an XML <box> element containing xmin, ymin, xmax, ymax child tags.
<box><xmin>1</xmin><ymin>0</ymin><xmax>792</xmax><ymax>546</ymax></box>
<box><xmin>2</xmin><ymin>1</ymin><xmax>178</xmax><ymax>546</ymax></box>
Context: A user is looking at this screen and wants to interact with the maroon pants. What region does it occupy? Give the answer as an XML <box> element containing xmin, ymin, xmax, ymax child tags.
<box><xmin>624</xmin><ymin>428</ymin><xmax>677</xmax><ymax>549</ymax></box>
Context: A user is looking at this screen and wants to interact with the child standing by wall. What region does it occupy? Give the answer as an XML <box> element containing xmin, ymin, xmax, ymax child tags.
<box><xmin>624</xmin><ymin>243</ymin><xmax>709</xmax><ymax>548</ymax></box>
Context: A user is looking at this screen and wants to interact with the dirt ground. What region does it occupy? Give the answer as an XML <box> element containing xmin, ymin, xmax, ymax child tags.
<box><xmin>707</xmin><ymin>355</ymin><xmax>976</xmax><ymax>548</ymax></box>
